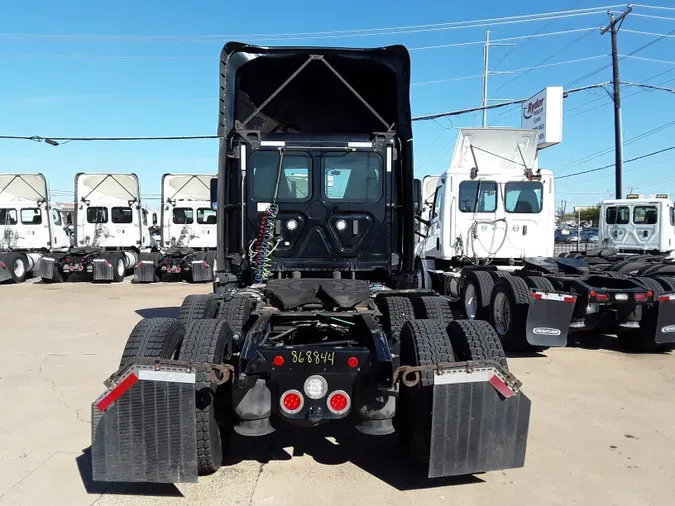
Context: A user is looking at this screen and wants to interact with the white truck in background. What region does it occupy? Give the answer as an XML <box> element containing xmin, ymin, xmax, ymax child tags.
<box><xmin>599</xmin><ymin>194</ymin><xmax>675</xmax><ymax>256</ymax></box>
<box><xmin>39</xmin><ymin>173</ymin><xmax>154</xmax><ymax>283</ymax></box>
<box><xmin>134</xmin><ymin>173</ymin><xmax>217</xmax><ymax>283</ymax></box>
<box><xmin>0</xmin><ymin>173</ymin><xmax>71</xmax><ymax>283</ymax></box>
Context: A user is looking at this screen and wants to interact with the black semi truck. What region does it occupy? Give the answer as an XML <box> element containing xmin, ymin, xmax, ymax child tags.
<box><xmin>90</xmin><ymin>42</ymin><xmax>543</xmax><ymax>483</ymax></box>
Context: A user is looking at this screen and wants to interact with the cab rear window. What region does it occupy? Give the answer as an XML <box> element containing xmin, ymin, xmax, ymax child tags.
<box><xmin>605</xmin><ymin>206</ymin><xmax>629</xmax><ymax>224</ymax></box>
<box><xmin>633</xmin><ymin>206</ymin><xmax>657</xmax><ymax>224</ymax></box>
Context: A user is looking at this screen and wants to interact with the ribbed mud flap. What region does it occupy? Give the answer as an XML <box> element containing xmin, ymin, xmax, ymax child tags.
<box><xmin>428</xmin><ymin>373</ymin><xmax>531</xmax><ymax>478</ymax></box>
<box><xmin>92</xmin><ymin>259</ymin><xmax>113</xmax><ymax>281</ymax></box>
<box><xmin>91</xmin><ymin>366</ymin><xmax>198</xmax><ymax>483</ymax></box>
<box><xmin>134</xmin><ymin>261</ymin><xmax>156</xmax><ymax>283</ymax></box>
<box><xmin>190</xmin><ymin>261</ymin><xmax>211</xmax><ymax>282</ymax></box>
<box><xmin>38</xmin><ymin>257</ymin><xmax>55</xmax><ymax>280</ymax></box>
<box><xmin>655</xmin><ymin>296</ymin><xmax>675</xmax><ymax>344</ymax></box>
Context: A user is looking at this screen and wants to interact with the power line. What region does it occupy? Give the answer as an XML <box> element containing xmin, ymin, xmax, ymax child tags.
<box><xmin>620</xmin><ymin>54</ymin><xmax>675</xmax><ymax>65</ymax></box>
<box><xmin>622</xmin><ymin>29</ymin><xmax>675</xmax><ymax>38</ymax></box>
<box><xmin>0</xmin><ymin>6</ymin><xmax>621</xmax><ymax>43</ymax></box>
<box><xmin>0</xmin><ymin>135</ymin><xmax>219</xmax><ymax>144</ymax></box>
<box><xmin>621</xmin><ymin>81</ymin><xmax>675</xmax><ymax>93</ymax></box>
<box><xmin>632</xmin><ymin>13</ymin><xmax>675</xmax><ymax>21</ymax></box>
<box><xmin>557</xmin><ymin>146</ymin><xmax>675</xmax><ymax>180</ymax></box>
<box><xmin>633</xmin><ymin>4</ymin><xmax>675</xmax><ymax>11</ymax></box>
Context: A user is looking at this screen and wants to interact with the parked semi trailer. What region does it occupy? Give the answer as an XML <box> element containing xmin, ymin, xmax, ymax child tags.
<box><xmin>39</xmin><ymin>173</ymin><xmax>153</xmax><ymax>283</ymax></box>
<box><xmin>90</xmin><ymin>42</ymin><xmax>531</xmax><ymax>485</ymax></box>
<box><xmin>0</xmin><ymin>173</ymin><xmax>71</xmax><ymax>283</ymax></box>
<box><xmin>134</xmin><ymin>173</ymin><xmax>217</xmax><ymax>283</ymax></box>
<box><xmin>415</xmin><ymin>129</ymin><xmax>675</xmax><ymax>352</ymax></box>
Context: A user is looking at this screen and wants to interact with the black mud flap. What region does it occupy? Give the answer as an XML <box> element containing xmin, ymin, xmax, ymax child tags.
<box><xmin>190</xmin><ymin>260</ymin><xmax>212</xmax><ymax>282</ymax></box>
<box><xmin>525</xmin><ymin>292</ymin><xmax>576</xmax><ymax>347</ymax></box>
<box><xmin>92</xmin><ymin>259</ymin><xmax>113</xmax><ymax>281</ymax></box>
<box><xmin>91</xmin><ymin>363</ymin><xmax>198</xmax><ymax>483</ymax></box>
<box><xmin>428</xmin><ymin>365</ymin><xmax>531</xmax><ymax>477</ymax></box>
<box><xmin>0</xmin><ymin>265</ymin><xmax>11</xmax><ymax>283</ymax></box>
<box><xmin>134</xmin><ymin>261</ymin><xmax>156</xmax><ymax>283</ymax></box>
<box><xmin>38</xmin><ymin>257</ymin><xmax>56</xmax><ymax>280</ymax></box>
<box><xmin>655</xmin><ymin>294</ymin><xmax>675</xmax><ymax>344</ymax></box>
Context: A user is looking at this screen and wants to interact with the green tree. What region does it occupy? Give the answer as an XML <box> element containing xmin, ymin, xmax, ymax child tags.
<box><xmin>578</xmin><ymin>207</ymin><xmax>600</xmax><ymax>225</ymax></box>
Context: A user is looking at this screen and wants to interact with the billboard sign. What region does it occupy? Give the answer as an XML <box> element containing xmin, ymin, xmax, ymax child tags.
<box><xmin>521</xmin><ymin>86</ymin><xmax>563</xmax><ymax>149</ymax></box>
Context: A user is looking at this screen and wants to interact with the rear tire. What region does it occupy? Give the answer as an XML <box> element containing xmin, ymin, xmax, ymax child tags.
<box><xmin>178</xmin><ymin>294</ymin><xmax>218</xmax><ymax>327</ymax></box>
<box><xmin>413</xmin><ymin>296</ymin><xmax>455</xmax><ymax>325</ymax></box>
<box><xmin>377</xmin><ymin>295</ymin><xmax>415</xmax><ymax>341</ymax></box>
<box><xmin>119</xmin><ymin>317</ymin><xmax>186</xmax><ymax>368</ymax></box>
<box><xmin>489</xmin><ymin>276</ymin><xmax>531</xmax><ymax>351</ymax></box>
<box><xmin>216</xmin><ymin>295</ymin><xmax>253</xmax><ymax>342</ymax></box>
<box><xmin>3</xmin><ymin>252</ymin><xmax>28</xmax><ymax>283</ymax></box>
<box><xmin>179</xmin><ymin>319</ymin><xmax>235</xmax><ymax>475</ymax></box>
<box><xmin>523</xmin><ymin>275</ymin><xmax>555</xmax><ymax>292</ymax></box>
<box><xmin>105</xmin><ymin>252</ymin><xmax>126</xmax><ymax>283</ymax></box>
<box><xmin>446</xmin><ymin>319</ymin><xmax>508</xmax><ymax>370</ymax></box>
<box><xmin>396</xmin><ymin>319</ymin><xmax>455</xmax><ymax>473</ymax></box>
<box><xmin>462</xmin><ymin>270</ymin><xmax>494</xmax><ymax>320</ymax></box>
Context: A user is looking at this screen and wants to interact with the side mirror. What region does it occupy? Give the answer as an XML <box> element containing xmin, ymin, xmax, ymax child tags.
<box><xmin>152</xmin><ymin>213</ymin><xmax>158</xmax><ymax>225</ymax></box>
<box><xmin>413</xmin><ymin>178</ymin><xmax>422</xmax><ymax>214</ymax></box>
<box><xmin>210</xmin><ymin>178</ymin><xmax>218</xmax><ymax>211</ymax></box>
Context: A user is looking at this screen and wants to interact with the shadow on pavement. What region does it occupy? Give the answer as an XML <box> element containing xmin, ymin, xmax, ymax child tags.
<box><xmin>223</xmin><ymin>418</ymin><xmax>483</xmax><ymax>491</ymax></box>
<box><xmin>76</xmin><ymin>448</ymin><xmax>183</xmax><ymax>497</ymax></box>
<box><xmin>135</xmin><ymin>307</ymin><xmax>181</xmax><ymax>318</ymax></box>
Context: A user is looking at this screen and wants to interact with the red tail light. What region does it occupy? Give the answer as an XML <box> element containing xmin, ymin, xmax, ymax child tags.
<box><xmin>531</xmin><ymin>292</ymin><xmax>543</xmax><ymax>300</ymax></box>
<box><xmin>634</xmin><ymin>292</ymin><xmax>649</xmax><ymax>302</ymax></box>
<box><xmin>347</xmin><ymin>357</ymin><xmax>359</xmax><ymax>368</ymax></box>
<box><xmin>273</xmin><ymin>355</ymin><xmax>284</xmax><ymax>367</ymax></box>
<box><xmin>327</xmin><ymin>390</ymin><xmax>351</xmax><ymax>415</ymax></box>
<box><xmin>280</xmin><ymin>390</ymin><xmax>304</xmax><ymax>414</ymax></box>
<box><xmin>563</xmin><ymin>296</ymin><xmax>576</xmax><ymax>303</ymax></box>
<box><xmin>175</xmin><ymin>267</ymin><xmax>181</xmax><ymax>273</ymax></box>
<box><xmin>659</xmin><ymin>294</ymin><xmax>675</xmax><ymax>302</ymax></box>
<box><xmin>590</xmin><ymin>290</ymin><xmax>610</xmax><ymax>302</ymax></box>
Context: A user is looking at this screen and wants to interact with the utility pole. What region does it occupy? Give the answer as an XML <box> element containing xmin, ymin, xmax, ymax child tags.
<box><xmin>601</xmin><ymin>6</ymin><xmax>632</xmax><ymax>199</ymax></box>
<box><xmin>481</xmin><ymin>31</ymin><xmax>490</xmax><ymax>127</ymax></box>
<box><xmin>480</xmin><ymin>31</ymin><xmax>515</xmax><ymax>127</ymax></box>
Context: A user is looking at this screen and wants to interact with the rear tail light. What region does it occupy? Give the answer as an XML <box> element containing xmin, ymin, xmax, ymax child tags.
<box><xmin>590</xmin><ymin>290</ymin><xmax>610</xmax><ymax>302</ymax></box>
<box><xmin>78</xmin><ymin>265</ymin><xmax>84</xmax><ymax>272</ymax></box>
<box><xmin>280</xmin><ymin>389</ymin><xmax>304</xmax><ymax>414</ymax></box>
<box><xmin>659</xmin><ymin>294</ymin><xmax>675</xmax><ymax>302</ymax></box>
<box><xmin>531</xmin><ymin>292</ymin><xmax>543</xmax><ymax>300</ymax></box>
<box><xmin>531</xmin><ymin>292</ymin><xmax>576</xmax><ymax>303</ymax></box>
<box><xmin>347</xmin><ymin>356</ymin><xmax>359</xmax><ymax>368</ymax></box>
<box><xmin>634</xmin><ymin>292</ymin><xmax>651</xmax><ymax>302</ymax></box>
<box><xmin>327</xmin><ymin>390</ymin><xmax>351</xmax><ymax>415</ymax></box>
<box><xmin>303</xmin><ymin>375</ymin><xmax>328</xmax><ymax>399</ymax></box>
<box><xmin>615</xmin><ymin>293</ymin><xmax>628</xmax><ymax>301</ymax></box>
<box><xmin>272</xmin><ymin>355</ymin><xmax>284</xmax><ymax>367</ymax></box>
<box><xmin>69</xmin><ymin>265</ymin><xmax>76</xmax><ymax>272</ymax></box>
<box><xmin>175</xmin><ymin>267</ymin><xmax>181</xmax><ymax>273</ymax></box>
<box><xmin>0</xmin><ymin>261</ymin><xmax>5</xmax><ymax>268</ymax></box>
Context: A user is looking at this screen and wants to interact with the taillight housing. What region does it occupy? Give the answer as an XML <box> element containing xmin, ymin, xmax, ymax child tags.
<box><xmin>280</xmin><ymin>389</ymin><xmax>304</xmax><ymax>414</ymax></box>
<box><xmin>327</xmin><ymin>390</ymin><xmax>351</xmax><ymax>415</ymax></box>
<box><xmin>634</xmin><ymin>292</ymin><xmax>651</xmax><ymax>302</ymax></box>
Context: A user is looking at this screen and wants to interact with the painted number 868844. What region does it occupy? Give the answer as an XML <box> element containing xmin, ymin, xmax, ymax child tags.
<box><xmin>290</xmin><ymin>350</ymin><xmax>335</xmax><ymax>365</ymax></box>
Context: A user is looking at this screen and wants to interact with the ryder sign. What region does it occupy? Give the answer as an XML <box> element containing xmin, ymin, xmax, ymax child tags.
<box><xmin>521</xmin><ymin>86</ymin><xmax>563</xmax><ymax>149</ymax></box>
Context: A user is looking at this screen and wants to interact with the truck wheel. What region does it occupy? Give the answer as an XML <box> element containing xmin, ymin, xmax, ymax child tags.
<box><xmin>396</xmin><ymin>319</ymin><xmax>455</xmax><ymax>472</ymax></box>
<box><xmin>489</xmin><ymin>276</ymin><xmax>531</xmax><ymax>351</ymax></box>
<box><xmin>446</xmin><ymin>319</ymin><xmax>508</xmax><ymax>370</ymax></box>
<box><xmin>119</xmin><ymin>317</ymin><xmax>186</xmax><ymax>368</ymax></box>
<box><xmin>632</xmin><ymin>277</ymin><xmax>665</xmax><ymax>297</ymax></box>
<box><xmin>3</xmin><ymin>252</ymin><xmax>28</xmax><ymax>283</ymax></box>
<box><xmin>413</xmin><ymin>296</ymin><xmax>455</xmax><ymax>326</ymax></box>
<box><xmin>377</xmin><ymin>295</ymin><xmax>415</xmax><ymax>341</ymax></box>
<box><xmin>216</xmin><ymin>295</ymin><xmax>252</xmax><ymax>342</ymax></box>
<box><xmin>523</xmin><ymin>275</ymin><xmax>555</xmax><ymax>292</ymax></box>
<box><xmin>179</xmin><ymin>319</ymin><xmax>235</xmax><ymax>475</ymax></box>
<box><xmin>178</xmin><ymin>294</ymin><xmax>218</xmax><ymax>327</ymax></box>
<box><xmin>617</xmin><ymin>261</ymin><xmax>647</xmax><ymax>275</ymax></box>
<box><xmin>462</xmin><ymin>270</ymin><xmax>494</xmax><ymax>320</ymax></box>
<box><xmin>603</xmin><ymin>271</ymin><xmax>627</xmax><ymax>279</ymax></box>
<box><xmin>654</xmin><ymin>276</ymin><xmax>675</xmax><ymax>292</ymax></box>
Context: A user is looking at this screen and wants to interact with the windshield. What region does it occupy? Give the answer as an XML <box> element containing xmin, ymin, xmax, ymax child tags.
<box><xmin>250</xmin><ymin>151</ymin><xmax>311</xmax><ymax>202</ymax></box>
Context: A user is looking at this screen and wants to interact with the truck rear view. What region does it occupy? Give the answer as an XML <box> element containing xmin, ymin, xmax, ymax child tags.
<box><xmin>90</xmin><ymin>42</ymin><xmax>531</xmax><ymax>484</ymax></box>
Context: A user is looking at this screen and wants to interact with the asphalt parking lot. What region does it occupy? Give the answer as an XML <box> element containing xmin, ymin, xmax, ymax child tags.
<box><xmin>0</xmin><ymin>279</ymin><xmax>674</xmax><ymax>505</ymax></box>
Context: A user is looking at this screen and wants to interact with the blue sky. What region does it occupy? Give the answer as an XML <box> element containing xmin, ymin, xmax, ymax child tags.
<box><xmin>1</xmin><ymin>0</ymin><xmax>674</xmax><ymax>210</ymax></box>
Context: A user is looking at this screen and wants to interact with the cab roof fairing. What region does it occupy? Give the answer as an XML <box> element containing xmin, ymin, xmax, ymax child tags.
<box><xmin>217</xmin><ymin>42</ymin><xmax>413</xmax><ymax>141</ymax></box>
<box><xmin>0</xmin><ymin>173</ymin><xmax>49</xmax><ymax>205</ymax></box>
<box><xmin>75</xmin><ymin>173</ymin><xmax>141</xmax><ymax>205</ymax></box>
<box><xmin>161</xmin><ymin>174</ymin><xmax>216</xmax><ymax>204</ymax></box>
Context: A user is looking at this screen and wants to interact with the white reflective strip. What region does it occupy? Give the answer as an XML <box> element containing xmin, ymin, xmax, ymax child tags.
<box><xmin>661</xmin><ymin>294</ymin><xmax>675</xmax><ymax>301</ymax></box>
<box><xmin>138</xmin><ymin>369</ymin><xmax>196</xmax><ymax>384</ymax></box>
<box><xmin>140</xmin><ymin>260</ymin><xmax>154</xmax><ymax>265</ymax></box>
<box><xmin>260</xmin><ymin>140</ymin><xmax>285</xmax><ymax>147</ymax></box>
<box><xmin>42</xmin><ymin>257</ymin><xmax>55</xmax><ymax>262</ymax></box>
<box><xmin>535</xmin><ymin>292</ymin><xmax>573</xmax><ymax>302</ymax></box>
<box><xmin>347</xmin><ymin>141</ymin><xmax>372</xmax><ymax>148</ymax></box>
<box><xmin>433</xmin><ymin>369</ymin><xmax>492</xmax><ymax>386</ymax></box>
<box><xmin>257</xmin><ymin>202</ymin><xmax>271</xmax><ymax>212</ymax></box>
<box><xmin>92</xmin><ymin>259</ymin><xmax>107</xmax><ymax>263</ymax></box>
<box><xmin>386</xmin><ymin>146</ymin><xmax>392</xmax><ymax>173</ymax></box>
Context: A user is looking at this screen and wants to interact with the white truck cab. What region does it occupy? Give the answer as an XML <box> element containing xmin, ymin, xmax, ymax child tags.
<box><xmin>160</xmin><ymin>174</ymin><xmax>217</xmax><ymax>249</ymax></box>
<box><xmin>600</xmin><ymin>194</ymin><xmax>675</xmax><ymax>255</ymax></box>
<box><xmin>0</xmin><ymin>174</ymin><xmax>71</xmax><ymax>283</ymax></box>
<box><xmin>417</xmin><ymin>128</ymin><xmax>555</xmax><ymax>265</ymax></box>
